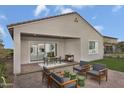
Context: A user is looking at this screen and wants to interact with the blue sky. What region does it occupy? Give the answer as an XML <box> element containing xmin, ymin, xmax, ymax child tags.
<box><xmin>0</xmin><ymin>5</ymin><xmax>124</xmax><ymax>49</ymax></box>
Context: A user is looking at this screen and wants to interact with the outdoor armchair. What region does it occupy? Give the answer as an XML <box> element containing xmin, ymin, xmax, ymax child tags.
<box><xmin>50</xmin><ymin>72</ymin><xmax>78</xmax><ymax>88</ymax></box>
<box><xmin>73</xmin><ymin>61</ymin><xmax>90</xmax><ymax>75</ymax></box>
<box><xmin>86</xmin><ymin>63</ymin><xmax>108</xmax><ymax>85</ymax></box>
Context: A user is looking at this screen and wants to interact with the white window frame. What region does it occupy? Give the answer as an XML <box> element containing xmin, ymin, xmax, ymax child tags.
<box><xmin>88</xmin><ymin>40</ymin><xmax>98</xmax><ymax>54</ymax></box>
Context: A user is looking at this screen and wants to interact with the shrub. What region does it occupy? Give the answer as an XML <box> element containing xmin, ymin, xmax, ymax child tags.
<box><xmin>0</xmin><ymin>62</ymin><xmax>6</xmax><ymax>88</ymax></box>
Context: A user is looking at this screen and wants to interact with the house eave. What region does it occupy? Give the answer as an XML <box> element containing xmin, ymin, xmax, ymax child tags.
<box><xmin>103</xmin><ymin>35</ymin><xmax>118</xmax><ymax>40</ymax></box>
<box><xmin>7</xmin><ymin>12</ymin><xmax>77</xmax><ymax>27</ymax></box>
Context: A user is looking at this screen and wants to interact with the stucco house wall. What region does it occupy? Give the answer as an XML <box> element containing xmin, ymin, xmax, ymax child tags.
<box><xmin>14</xmin><ymin>13</ymin><xmax>103</xmax><ymax>60</ymax></box>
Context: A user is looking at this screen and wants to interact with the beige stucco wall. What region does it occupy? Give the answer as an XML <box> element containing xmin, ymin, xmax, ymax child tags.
<box><xmin>13</xmin><ymin>13</ymin><xmax>103</xmax><ymax>74</ymax></box>
<box><xmin>13</xmin><ymin>14</ymin><xmax>81</xmax><ymax>38</ymax></box>
<box><xmin>13</xmin><ymin>31</ymin><xmax>21</xmax><ymax>74</ymax></box>
<box><xmin>77</xmin><ymin>16</ymin><xmax>103</xmax><ymax>61</ymax></box>
<box><xmin>64</xmin><ymin>39</ymin><xmax>81</xmax><ymax>62</ymax></box>
<box><xmin>21</xmin><ymin>39</ymin><xmax>30</xmax><ymax>64</ymax></box>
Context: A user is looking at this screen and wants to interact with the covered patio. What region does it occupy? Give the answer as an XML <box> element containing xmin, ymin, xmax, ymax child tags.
<box><xmin>18</xmin><ymin>33</ymin><xmax>81</xmax><ymax>74</ymax></box>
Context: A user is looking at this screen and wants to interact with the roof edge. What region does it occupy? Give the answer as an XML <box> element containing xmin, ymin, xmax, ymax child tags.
<box><xmin>103</xmin><ymin>35</ymin><xmax>118</xmax><ymax>39</ymax></box>
<box><xmin>7</xmin><ymin>12</ymin><xmax>77</xmax><ymax>28</ymax></box>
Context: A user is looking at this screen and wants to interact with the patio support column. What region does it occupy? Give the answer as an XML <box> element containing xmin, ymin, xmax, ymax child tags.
<box><xmin>14</xmin><ymin>31</ymin><xmax>21</xmax><ymax>74</ymax></box>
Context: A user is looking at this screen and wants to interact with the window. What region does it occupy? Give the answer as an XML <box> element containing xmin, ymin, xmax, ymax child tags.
<box><xmin>89</xmin><ymin>41</ymin><xmax>98</xmax><ymax>54</ymax></box>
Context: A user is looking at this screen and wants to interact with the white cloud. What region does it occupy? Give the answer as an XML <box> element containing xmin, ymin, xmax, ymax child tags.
<box><xmin>0</xmin><ymin>25</ymin><xmax>7</xmax><ymax>38</ymax></box>
<box><xmin>92</xmin><ymin>16</ymin><xmax>96</xmax><ymax>20</ymax></box>
<box><xmin>71</xmin><ymin>5</ymin><xmax>94</xmax><ymax>9</ymax></box>
<box><xmin>112</xmin><ymin>5</ymin><xmax>122</xmax><ymax>12</ymax></box>
<box><xmin>0</xmin><ymin>15</ymin><xmax>7</xmax><ymax>20</ymax></box>
<box><xmin>60</xmin><ymin>8</ymin><xmax>74</xmax><ymax>14</ymax></box>
<box><xmin>54</xmin><ymin>5</ymin><xmax>95</xmax><ymax>14</ymax></box>
<box><xmin>94</xmin><ymin>25</ymin><xmax>104</xmax><ymax>32</ymax></box>
<box><xmin>34</xmin><ymin>5</ymin><xmax>49</xmax><ymax>17</ymax></box>
<box><xmin>54</xmin><ymin>6</ymin><xmax>74</xmax><ymax>14</ymax></box>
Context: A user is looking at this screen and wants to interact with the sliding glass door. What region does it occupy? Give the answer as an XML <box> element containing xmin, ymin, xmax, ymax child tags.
<box><xmin>30</xmin><ymin>44</ymin><xmax>37</xmax><ymax>61</ymax></box>
<box><xmin>30</xmin><ymin>43</ymin><xmax>57</xmax><ymax>62</ymax></box>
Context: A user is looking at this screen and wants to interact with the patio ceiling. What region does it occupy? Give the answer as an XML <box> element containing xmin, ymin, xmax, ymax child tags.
<box><xmin>21</xmin><ymin>33</ymin><xmax>80</xmax><ymax>39</ymax></box>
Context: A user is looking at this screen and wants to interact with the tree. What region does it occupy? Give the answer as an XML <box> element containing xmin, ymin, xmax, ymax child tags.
<box><xmin>0</xmin><ymin>62</ymin><xmax>6</xmax><ymax>88</ymax></box>
<box><xmin>0</xmin><ymin>31</ymin><xmax>6</xmax><ymax>87</ymax></box>
<box><xmin>116</xmin><ymin>42</ymin><xmax>124</xmax><ymax>53</ymax></box>
<box><xmin>0</xmin><ymin>31</ymin><xmax>4</xmax><ymax>49</ymax></box>
<box><xmin>0</xmin><ymin>31</ymin><xmax>3</xmax><ymax>45</ymax></box>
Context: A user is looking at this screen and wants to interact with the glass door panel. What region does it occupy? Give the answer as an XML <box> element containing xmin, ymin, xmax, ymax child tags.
<box><xmin>30</xmin><ymin>43</ymin><xmax>57</xmax><ymax>62</ymax></box>
<box><xmin>37</xmin><ymin>44</ymin><xmax>45</xmax><ymax>60</ymax></box>
<box><xmin>45</xmin><ymin>43</ymin><xmax>57</xmax><ymax>57</ymax></box>
<box><xmin>30</xmin><ymin>44</ymin><xmax>38</xmax><ymax>61</ymax></box>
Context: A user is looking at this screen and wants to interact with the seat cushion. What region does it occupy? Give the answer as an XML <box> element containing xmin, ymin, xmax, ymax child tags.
<box><xmin>51</xmin><ymin>73</ymin><xmax>64</xmax><ymax>83</ymax></box>
<box><xmin>80</xmin><ymin>61</ymin><xmax>88</xmax><ymax>66</ymax></box>
<box><xmin>63</xmin><ymin>77</ymin><xmax>76</xmax><ymax>88</ymax></box>
<box><xmin>51</xmin><ymin>73</ymin><xmax>70</xmax><ymax>83</ymax></box>
<box><xmin>73</xmin><ymin>66</ymin><xmax>82</xmax><ymax>71</ymax></box>
<box><xmin>63</xmin><ymin>77</ymin><xmax>70</xmax><ymax>82</ymax></box>
<box><xmin>64</xmin><ymin>82</ymin><xmax>76</xmax><ymax>88</ymax></box>
<box><xmin>87</xmin><ymin>70</ymin><xmax>99</xmax><ymax>76</ymax></box>
<box><xmin>51</xmin><ymin>73</ymin><xmax>76</xmax><ymax>88</ymax></box>
<box><xmin>93</xmin><ymin>64</ymin><xmax>106</xmax><ymax>71</ymax></box>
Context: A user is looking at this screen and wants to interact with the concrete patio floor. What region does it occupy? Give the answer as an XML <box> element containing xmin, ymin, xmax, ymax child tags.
<box><xmin>21</xmin><ymin>63</ymin><xmax>42</xmax><ymax>74</ymax></box>
<box><xmin>14</xmin><ymin>64</ymin><xmax>124</xmax><ymax>88</ymax></box>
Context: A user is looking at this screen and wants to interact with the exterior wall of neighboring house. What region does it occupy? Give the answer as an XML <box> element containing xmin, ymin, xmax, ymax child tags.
<box><xmin>8</xmin><ymin>13</ymin><xmax>103</xmax><ymax>74</ymax></box>
<box><xmin>104</xmin><ymin>37</ymin><xmax>117</xmax><ymax>44</ymax></box>
<box><xmin>103</xmin><ymin>36</ymin><xmax>118</xmax><ymax>54</ymax></box>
